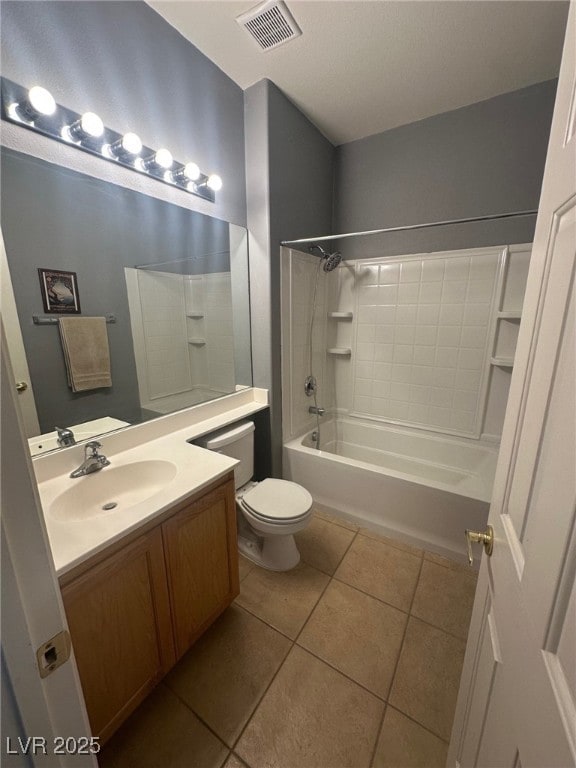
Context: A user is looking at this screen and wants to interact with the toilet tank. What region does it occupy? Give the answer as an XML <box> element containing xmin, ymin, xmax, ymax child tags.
<box><xmin>197</xmin><ymin>421</ymin><xmax>255</xmax><ymax>490</ymax></box>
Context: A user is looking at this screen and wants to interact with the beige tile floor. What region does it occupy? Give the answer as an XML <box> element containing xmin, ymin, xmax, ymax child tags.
<box><xmin>99</xmin><ymin>507</ymin><xmax>477</xmax><ymax>768</ymax></box>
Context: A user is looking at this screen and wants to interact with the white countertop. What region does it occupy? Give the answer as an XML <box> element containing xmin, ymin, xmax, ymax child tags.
<box><xmin>34</xmin><ymin>388</ymin><xmax>268</xmax><ymax>577</ymax></box>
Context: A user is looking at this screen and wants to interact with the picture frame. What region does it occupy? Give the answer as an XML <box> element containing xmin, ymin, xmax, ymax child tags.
<box><xmin>38</xmin><ymin>268</ymin><xmax>81</xmax><ymax>314</ymax></box>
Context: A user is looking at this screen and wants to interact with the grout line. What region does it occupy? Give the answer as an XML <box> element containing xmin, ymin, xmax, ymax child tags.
<box><xmin>299</xmin><ymin>525</ymin><xmax>359</xmax><ymax>578</ymax></box>
<box><xmin>229</xmin><ymin>753</ymin><xmax>252</xmax><ymax>768</ymax></box>
<box><xmin>385</xmin><ymin>703</ymin><xmax>451</xmax><ymax>745</ymax></box>
<box><xmin>231</xmin><ymin>599</ymin><xmax>296</xmax><ymax>642</ymax></box>
<box><xmin>313</xmin><ymin>509</ymin><xmax>360</xmax><ymax>533</ymax></box>
<box><xmin>356</xmin><ymin>530</ymin><xmax>425</xmax><ymax>559</ymax></box>
<box><xmin>369</xmin><ymin>552</ymin><xmax>426</xmax><ymax>768</ymax></box>
<box><xmin>331</xmin><ymin>574</ymin><xmax>413</xmax><ymax>617</ymax></box>
<box><xmin>162</xmin><ymin>681</ymin><xmax>232</xmax><ymax>752</ymax></box>
<box><xmin>293</xmin><ymin>639</ymin><xmax>389</xmax><ymax>703</ymax></box>
<box><xmin>329</xmin><ymin>570</ymin><xmax>472</xmax><ymax>643</ymax></box>
<box><xmin>318</xmin><ymin>508</ymin><xmax>477</xmax><ymax>573</ymax></box>
<box><xmin>423</xmin><ymin>552</ymin><xmax>479</xmax><ymax>575</ymax></box>
<box><xmin>219</xmin><ymin>750</ymin><xmax>232</xmax><ymax>768</ymax></box>
<box><xmin>229</xmin><ymin>637</ymin><xmax>297</xmax><ymax>753</ymax></box>
<box><xmin>292</xmin><ymin>561</ymin><xmax>336</xmax><ymax>645</ymax></box>
<box><xmin>229</xmin><ymin>564</ymin><xmax>338</xmax><ymax>753</ymax></box>
<box><xmin>407</xmin><ymin>612</ymin><xmax>472</xmax><ymax>643</ymax></box>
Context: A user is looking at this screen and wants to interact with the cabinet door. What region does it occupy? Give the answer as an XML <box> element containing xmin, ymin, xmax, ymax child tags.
<box><xmin>61</xmin><ymin>529</ymin><xmax>175</xmax><ymax>743</ymax></box>
<box><xmin>163</xmin><ymin>478</ymin><xmax>239</xmax><ymax>659</ymax></box>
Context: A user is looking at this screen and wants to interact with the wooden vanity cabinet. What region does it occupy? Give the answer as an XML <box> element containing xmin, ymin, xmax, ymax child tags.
<box><xmin>59</xmin><ymin>474</ymin><xmax>238</xmax><ymax>744</ymax></box>
<box><xmin>60</xmin><ymin>528</ymin><xmax>175</xmax><ymax>744</ymax></box>
<box><xmin>162</xmin><ymin>477</ymin><xmax>240</xmax><ymax>659</ymax></box>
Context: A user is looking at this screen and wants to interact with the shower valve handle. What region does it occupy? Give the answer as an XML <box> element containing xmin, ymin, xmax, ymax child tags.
<box><xmin>465</xmin><ymin>526</ymin><xmax>494</xmax><ymax>566</ymax></box>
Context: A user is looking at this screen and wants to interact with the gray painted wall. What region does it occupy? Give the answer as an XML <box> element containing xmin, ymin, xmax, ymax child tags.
<box><xmin>1</xmin><ymin>656</ymin><xmax>30</xmax><ymax>768</ymax></box>
<box><xmin>0</xmin><ymin>0</ymin><xmax>246</xmax><ymax>227</ymax></box>
<box><xmin>334</xmin><ymin>80</ymin><xmax>557</xmax><ymax>257</ymax></box>
<box><xmin>1</xmin><ymin>148</ymin><xmax>230</xmax><ymax>433</ymax></box>
<box><xmin>245</xmin><ymin>80</ymin><xmax>335</xmax><ymax>475</ymax></box>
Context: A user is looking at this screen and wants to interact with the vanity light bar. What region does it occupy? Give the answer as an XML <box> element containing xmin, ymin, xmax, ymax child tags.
<box><xmin>0</xmin><ymin>78</ymin><xmax>222</xmax><ymax>203</ymax></box>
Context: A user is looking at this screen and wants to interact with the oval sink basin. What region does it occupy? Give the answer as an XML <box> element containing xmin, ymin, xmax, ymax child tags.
<box><xmin>49</xmin><ymin>460</ymin><xmax>178</xmax><ymax>522</ymax></box>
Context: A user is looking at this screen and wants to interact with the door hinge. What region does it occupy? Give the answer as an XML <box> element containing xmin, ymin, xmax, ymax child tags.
<box><xmin>36</xmin><ymin>630</ymin><xmax>71</xmax><ymax>678</ymax></box>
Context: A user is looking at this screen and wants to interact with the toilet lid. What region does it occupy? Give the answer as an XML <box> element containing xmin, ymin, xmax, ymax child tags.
<box><xmin>242</xmin><ymin>479</ymin><xmax>313</xmax><ymax>520</ymax></box>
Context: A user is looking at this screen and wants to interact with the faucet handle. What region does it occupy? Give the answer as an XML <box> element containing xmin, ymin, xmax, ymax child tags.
<box><xmin>85</xmin><ymin>440</ymin><xmax>101</xmax><ymax>456</ymax></box>
<box><xmin>55</xmin><ymin>426</ymin><xmax>76</xmax><ymax>447</ymax></box>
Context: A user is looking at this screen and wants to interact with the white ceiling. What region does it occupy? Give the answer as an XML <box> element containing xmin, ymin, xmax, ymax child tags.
<box><xmin>148</xmin><ymin>0</ymin><xmax>568</xmax><ymax>145</ymax></box>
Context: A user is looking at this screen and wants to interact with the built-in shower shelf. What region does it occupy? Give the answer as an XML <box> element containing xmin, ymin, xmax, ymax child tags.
<box><xmin>490</xmin><ymin>356</ymin><xmax>514</xmax><ymax>368</ymax></box>
<box><xmin>187</xmin><ymin>313</ymin><xmax>204</xmax><ymax>318</ymax></box>
<box><xmin>497</xmin><ymin>311</ymin><xmax>522</xmax><ymax>320</ymax></box>
<box><xmin>188</xmin><ymin>339</ymin><xmax>206</xmax><ymax>346</ymax></box>
<box><xmin>328</xmin><ymin>347</ymin><xmax>352</xmax><ymax>356</ymax></box>
<box><xmin>329</xmin><ymin>311</ymin><xmax>354</xmax><ymax>319</ymax></box>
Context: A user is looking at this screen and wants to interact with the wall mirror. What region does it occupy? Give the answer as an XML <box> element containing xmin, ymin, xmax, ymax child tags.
<box><xmin>1</xmin><ymin>147</ymin><xmax>252</xmax><ymax>455</ymax></box>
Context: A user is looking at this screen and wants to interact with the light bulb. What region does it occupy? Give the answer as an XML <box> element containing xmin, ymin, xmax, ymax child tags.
<box><xmin>172</xmin><ymin>161</ymin><xmax>201</xmax><ymax>184</ymax></box>
<box><xmin>28</xmin><ymin>86</ymin><xmax>56</xmax><ymax>116</ymax></box>
<box><xmin>154</xmin><ymin>148</ymin><xmax>173</xmax><ymax>169</ymax></box>
<box><xmin>139</xmin><ymin>148</ymin><xmax>173</xmax><ymax>172</ymax></box>
<box><xmin>63</xmin><ymin>111</ymin><xmax>104</xmax><ymax>142</ymax></box>
<box><xmin>121</xmin><ymin>132</ymin><xmax>143</xmax><ymax>155</ymax></box>
<box><xmin>207</xmin><ymin>174</ymin><xmax>223</xmax><ymax>192</ymax></box>
<box><xmin>104</xmin><ymin>132</ymin><xmax>142</xmax><ymax>159</ymax></box>
<box><xmin>183</xmin><ymin>162</ymin><xmax>200</xmax><ymax>181</ymax></box>
<box><xmin>79</xmin><ymin>112</ymin><xmax>104</xmax><ymax>137</ymax></box>
<box><xmin>9</xmin><ymin>86</ymin><xmax>57</xmax><ymax>122</ymax></box>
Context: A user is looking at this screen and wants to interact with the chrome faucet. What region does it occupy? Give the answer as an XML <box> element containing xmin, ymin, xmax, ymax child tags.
<box><xmin>308</xmin><ymin>406</ymin><xmax>325</xmax><ymax>416</ymax></box>
<box><xmin>70</xmin><ymin>441</ymin><xmax>110</xmax><ymax>478</ymax></box>
<box><xmin>56</xmin><ymin>426</ymin><xmax>76</xmax><ymax>448</ymax></box>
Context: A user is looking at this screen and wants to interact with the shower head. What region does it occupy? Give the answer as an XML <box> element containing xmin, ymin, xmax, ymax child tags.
<box><xmin>323</xmin><ymin>251</ymin><xmax>342</xmax><ymax>272</ymax></box>
<box><xmin>308</xmin><ymin>244</ymin><xmax>342</xmax><ymax>272</ymax></box>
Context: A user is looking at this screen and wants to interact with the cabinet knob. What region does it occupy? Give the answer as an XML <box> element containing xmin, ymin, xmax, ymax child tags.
<box><xmin>15</xmin><ymin>381</ymin><xmax>28</xmax><ymax>393</ymax></box>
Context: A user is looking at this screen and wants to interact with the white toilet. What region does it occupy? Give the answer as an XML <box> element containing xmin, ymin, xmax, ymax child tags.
<box><xmin>198</xmin><ymin>421</ymin><xmax>313</xmax><ymax>571</ymax></box>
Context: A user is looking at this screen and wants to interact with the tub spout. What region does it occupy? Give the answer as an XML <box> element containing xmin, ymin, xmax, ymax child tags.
<box><xmin>309</xmin><ymin>406</ymin><xmax>325</xmax><ymax>416</ymax></box>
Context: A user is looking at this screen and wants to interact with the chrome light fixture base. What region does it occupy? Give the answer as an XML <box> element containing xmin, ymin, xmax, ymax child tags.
<box><xmin>1</xmin><ymin>78</ymin><xmax>218</xmax><ymax>204</ymax></box>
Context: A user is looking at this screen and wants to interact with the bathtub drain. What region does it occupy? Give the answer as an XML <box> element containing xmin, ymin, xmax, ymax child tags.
<box><xmin>102</xmin><ymin>502</ymin><xmax>118</xmax><ymax>511</ymax></box>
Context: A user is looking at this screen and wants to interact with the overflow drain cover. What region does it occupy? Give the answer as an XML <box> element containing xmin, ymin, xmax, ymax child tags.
<box><xmin>102</xmin><ymin>502</ymin><xmax>117</xmax><ymax>510</ymax></box>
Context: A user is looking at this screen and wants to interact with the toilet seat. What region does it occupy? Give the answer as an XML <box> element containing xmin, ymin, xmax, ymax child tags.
<box><xmin>241</xmin><ymin>478</ymin><xmax>313</xmax><ymax>522</ymax></box>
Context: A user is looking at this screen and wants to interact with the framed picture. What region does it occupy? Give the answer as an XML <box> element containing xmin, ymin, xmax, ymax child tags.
<box><xmin>38</xmin><ymin>268</ymin><xmax>81</xmax><ymax>314</ymax></box>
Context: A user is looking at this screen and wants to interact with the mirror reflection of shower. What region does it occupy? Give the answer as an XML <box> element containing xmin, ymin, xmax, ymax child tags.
<box><xmin>305</xmin><ymin>245</ymin><xmax>342</xmax><ymax>448</ymax></box>
<box><xmin>125</xmin><ymin>252</ymin><xmax>238</xmax><ymax>417</ymax></box>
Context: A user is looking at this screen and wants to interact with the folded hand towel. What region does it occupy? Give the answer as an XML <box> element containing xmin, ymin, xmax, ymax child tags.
<box><xmin>58</xmin><ymin>317</ymin><xmax>112</xmax><ymax>392</ymax></box>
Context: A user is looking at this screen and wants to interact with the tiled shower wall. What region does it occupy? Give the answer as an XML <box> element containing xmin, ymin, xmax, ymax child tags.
<box><xmin>282</xmin><ymin>244</ymin><xmax>531</xmax><ymax>443</ymax></box>
<box><xmin>349</xmin><ymin>250</ymin><xmax>500</xmax><ymax>436</ymax></box>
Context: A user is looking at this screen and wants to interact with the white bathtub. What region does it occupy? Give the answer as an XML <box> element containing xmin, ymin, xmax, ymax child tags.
<box><xmin>283</xmin><ymin>418</ymin><xmax>498</xmax><ymax>563</ymax></box>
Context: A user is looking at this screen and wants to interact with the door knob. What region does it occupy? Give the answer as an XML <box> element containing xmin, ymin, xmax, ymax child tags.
<box><xmin>15</xmin><ymin>381</ymin><xmax>28</xmax><ymax>393</ymax></box>
<box><xmin>465</xmin><ymin>525</ymin><xmax>494</xmax><ymax>565</ymax></box>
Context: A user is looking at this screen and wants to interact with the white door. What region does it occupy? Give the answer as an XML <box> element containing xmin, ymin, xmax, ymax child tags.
<box><xmin>1</xmin><ymin>229</ymin><xmax>40</xmax><ymax>437</ymax></box>
<box><xmin>448</xmin><ymin>7</ymin><xmax>576</xmax><ymax>767</ymax></box>
<box><xmin>1</xmin><ymin>329</ymin><xmax>97</xmax><ymax>767</ymax></box>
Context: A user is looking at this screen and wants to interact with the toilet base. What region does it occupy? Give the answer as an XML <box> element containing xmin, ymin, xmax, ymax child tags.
<box><xmin>238</xmin><ymin>532</ymin><xmax>301</xmax><ymax>571</ymax></box>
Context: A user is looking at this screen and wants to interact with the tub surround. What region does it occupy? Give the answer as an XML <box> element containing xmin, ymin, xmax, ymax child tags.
<box><xmin>282</xmin><ymin>244</ymin><xmax>531</xmax><ymax>444</ymax></box>
<box><xmin>280</xmin><ymin>244</ymin><xmax>531</xmax><ymax>560</ymax></box>
<box><xmin>33</xmin><ymin>388</ymin><xmax>268</xmax><ymax>575</ymax></box>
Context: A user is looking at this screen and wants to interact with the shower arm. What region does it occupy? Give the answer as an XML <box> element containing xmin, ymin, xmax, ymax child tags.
<box><xmin>281</xmin><ymin>209</ymin><xmax>538</xmax><ymax>247</ymax></box>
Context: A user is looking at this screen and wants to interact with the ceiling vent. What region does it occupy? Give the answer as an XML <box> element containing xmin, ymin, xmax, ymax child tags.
<box><xmin>236</xmin><ymin>0</ymin><xmax>302</xmax><ymax>52</ymax></box>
